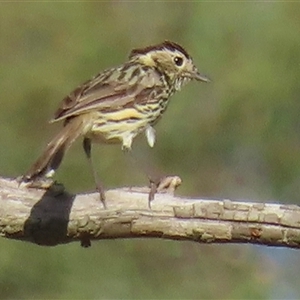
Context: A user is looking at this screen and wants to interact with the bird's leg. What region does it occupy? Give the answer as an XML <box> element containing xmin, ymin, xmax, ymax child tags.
<box><xmin>148</xmin><ymin>173</ymin><xmax>182</xmax><ymax>207</ymax></box>
<box><xmin>125</xmin><ymin>150</ymin><xmax>156</xmax><ymax>208</ymax></box>
<box><xmin>83</xmin><ymin>137</ymin><xmax>106</xmax><ymax>208</ymax></box>
<box><xmin>125</xmin><ymin>149</ymin><xmax>182</xmax><ymax>208</ymax></box>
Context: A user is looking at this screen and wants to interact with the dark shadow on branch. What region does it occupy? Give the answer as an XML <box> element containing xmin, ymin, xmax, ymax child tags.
<box><xmin>24</xmin><ymin>184</ymin><xmax>75</xmax><ymax>246</ymax></box>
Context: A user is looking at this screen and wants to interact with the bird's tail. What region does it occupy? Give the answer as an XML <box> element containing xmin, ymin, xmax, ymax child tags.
<box><xmin>22</xmin><ymin>117</ymin><xmax>89</xmax><ymax>182</ymax></box>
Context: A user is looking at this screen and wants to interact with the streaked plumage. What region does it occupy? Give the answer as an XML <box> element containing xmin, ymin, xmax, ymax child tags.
<box><xmin>21</xmin><ymin>41</ymin><xmax>209</xmax><ymax>207</ymax></box>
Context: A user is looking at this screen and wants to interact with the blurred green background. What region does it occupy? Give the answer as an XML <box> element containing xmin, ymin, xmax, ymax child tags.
<box><xmin>1</xmin><ymin>2</ymin><xmax>300</xmax><ymax>299</ymax></box>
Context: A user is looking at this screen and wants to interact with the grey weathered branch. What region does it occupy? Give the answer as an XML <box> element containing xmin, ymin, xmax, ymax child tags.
<box><xmin>1</xmin><ymin>177</ymin><xmax>300</xmax><ymax>248</ymax></box>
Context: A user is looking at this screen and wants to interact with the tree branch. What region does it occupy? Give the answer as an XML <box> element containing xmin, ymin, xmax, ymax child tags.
<box><xmin>1</xmin><ymin>177</ymin><xmax>300</xmax><ymax>248</ymax></box>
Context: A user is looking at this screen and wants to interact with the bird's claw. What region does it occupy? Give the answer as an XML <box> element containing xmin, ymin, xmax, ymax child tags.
<box><xmin>148</xmin><ymin>175</ymin><xmax>182</xmax><ymax>208</ymax></box>
<box><xmin>17</xmin><ymin>176</ymin><xmax>55</xmax><ymax>189</ymax></box>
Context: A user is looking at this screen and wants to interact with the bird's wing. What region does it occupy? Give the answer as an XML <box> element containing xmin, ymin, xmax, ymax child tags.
<box><xmin>52</xmin><ymin>64</ymin><xmax>163</xmax><ymax>122</ymax></box>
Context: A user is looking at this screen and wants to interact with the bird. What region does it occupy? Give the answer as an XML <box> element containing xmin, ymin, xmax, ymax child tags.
<box><xmin>21</xmin><ymin>40</ymin><xmax>210</xmax><ymax>208</ymax></box>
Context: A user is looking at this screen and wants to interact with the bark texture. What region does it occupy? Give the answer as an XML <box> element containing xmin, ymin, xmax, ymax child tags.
<box><xmin>1</xmin><ymin>177</ymin><xmax>300</xmax><ymax>248</ymax></box>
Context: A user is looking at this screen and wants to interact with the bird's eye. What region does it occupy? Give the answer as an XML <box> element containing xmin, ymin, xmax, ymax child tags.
<box><xmin>174</xmin><ymin>56</ymin><xmax>183</xmax><ymax>67</ymax></box>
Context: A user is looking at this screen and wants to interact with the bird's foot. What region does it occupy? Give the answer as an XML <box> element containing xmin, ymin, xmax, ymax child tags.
<box><xmin>148</xmin><ymin>175</ymin><xmax>182</xmax><ymax>208</ymax></box>
<box><xmin>17</xmin><ymin>176</ymin><xmax>66</xmax><ymax>197</ymax></box>
<box><xmin>17</xmin><ymin>175</ymin><xmax>55</xmax><ymax>189</ymax></box>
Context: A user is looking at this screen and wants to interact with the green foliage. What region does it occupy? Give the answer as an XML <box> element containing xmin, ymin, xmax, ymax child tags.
<box><xmin>1</xmin><ymin>2</ymin><xmax>299</xmax><ymax>299</ymax></box>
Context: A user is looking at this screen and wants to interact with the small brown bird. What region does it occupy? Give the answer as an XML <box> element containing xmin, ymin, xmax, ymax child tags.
<box><xmin>21</xmin><ymin>41</ymin><xmax>209</xmax><ymax>207</ymax></box>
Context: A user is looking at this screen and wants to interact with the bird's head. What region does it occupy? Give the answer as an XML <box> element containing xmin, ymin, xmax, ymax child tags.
<box><xmin>129</xmin><ymin>40</ymin><xmax>210</xmax><ymax>90</ymax></box>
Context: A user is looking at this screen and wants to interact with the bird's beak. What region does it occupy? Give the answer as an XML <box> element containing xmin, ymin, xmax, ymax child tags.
<box><xmin>193</xmin><ymin>70</ymin><xmax>211</xmax><ymax>82</ymax></box>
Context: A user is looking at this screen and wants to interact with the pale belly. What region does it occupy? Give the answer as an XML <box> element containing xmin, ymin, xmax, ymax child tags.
<box><xmin>89</xmin><ymin>118</ymin><xmax>148</xmax><ymax>145</ymax></box>
<box><xmin>86</xmin><ymin>102</ymin><xmax>168</xmax><ymax>149</ymax></box>
<box><xmin>86</xmin><ymin>109</ymin><xmax>154</xmax><ymax>149</ymax></box>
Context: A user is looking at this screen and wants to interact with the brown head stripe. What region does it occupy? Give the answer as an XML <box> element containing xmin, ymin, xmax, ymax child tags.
<box><xmin>129</xmin><ymin>41</ymin><xmax>190</xmax><ymax>59</ymax></box>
